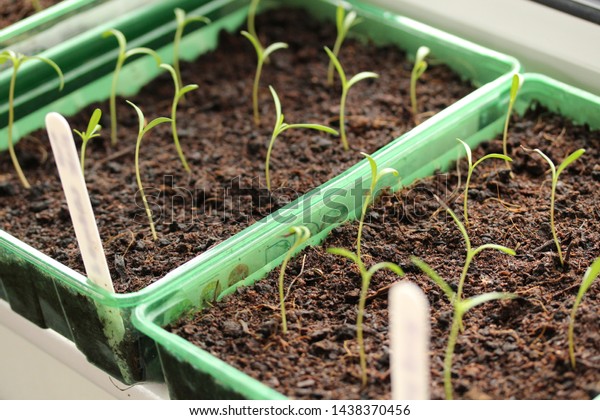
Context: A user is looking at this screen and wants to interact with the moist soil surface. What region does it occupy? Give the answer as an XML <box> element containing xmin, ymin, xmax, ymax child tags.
<box><xmin>0</xmin><ymin>8</ymin><xmax>474</xmax><ymax>292</ymax></box>
<box><xmin>0</xmin><ymin>0</ymin><xmax>62</xmax><ymax>29</ymax></box>
<box><xmin>169</xmin><ymin>105</ymin><xmax>600</xmax><ymax>399</ymax></box>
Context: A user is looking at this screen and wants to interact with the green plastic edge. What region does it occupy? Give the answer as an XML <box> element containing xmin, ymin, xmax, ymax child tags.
<box><xmin>0</xmin><ymin>0</ymin><xmax>519</xmax><ymax>308</ymax></box>
<box><xmin>132</xmin><ymin>72</ymin><xmax>600</xmax><ymax>400</ymax></box>
<box><xmin>0</xmin><ymin>0</ymin><xmax>100</xmax><ymax>45</ymax></box>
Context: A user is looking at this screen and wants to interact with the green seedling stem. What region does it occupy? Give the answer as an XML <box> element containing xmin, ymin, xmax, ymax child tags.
<box><xmin>356</xmin><ymin>153</ymin><xmax>399</xmax><ymax>259</ymax></box>
<box><xmin>0</xmin><ymin>50</ymin><xmax>64</xmax><ymax>189</ymax></box>
<box><xmin>327</xmin><ymin>3</ymin><xmax>361</xmax><ymax>86</ymax></box>
<box><xmin>161</xmin><ymin>63</ymin><xmax>199</xmax><ymax>173</ymax></box>
<box><xmin>73</xmin><ymin>108</ymin><xmax>102</xmax><ymax>175</ymax></box>
<box><xmin>265</xmin><ymin>86</ymin><xmax>338</xmax><ymax>191</ymax></box>
<box><xmin>412</xmin><ymin>197</ymin><xmax>516</xmax><ymax>399</ymax></box>
<box><xmin>327</xmin><ymin>247</ymin><xmax>404</xmax><ymax>387</ymax></box>
<box><xmin>279</xmin><ymin>226</ymin><xmax>311</xmax><ymax>334</ymax></box>
<box><xmin>568</xmin><ymin>256</ymin><xmax>600</xmax><ymax>368</ymax></box>
<box><xmin>502</xmin><ymin>73</ymin><xmax>523</xmax><ymax>169</ymax></box>
<box><xmin>529</xmin><ymin>148</ymin><xmax>585</xmax><ymax>266</ymax></box>
<box><xmin>173</xmin><ymin>8</ymin><xmax>210</xmax><ymax>90</ymax></box>
<box><xmin>127</xmin><ymin>100</ymin><xmax>172</xmax><ymax>241</ymax></box>
<box><xmin>247</xmin><ymin>0</ymin><xmax>261</xmax><ymax>44</ymax></box>
<box><xmin>410</xmin><ymin>46</ymin><xmax>429</xmax><ymax>120</ymax></box>
<box><xmin>324</xmin><ymin>46</ymin><xmax>378</xmax><ymax>151</ymax></box>
<box><xmin>457</xmin><ymin>138</ymin><xmax>512</xmax><ymax>227</ymax></box>
<box><xmin>103</xmin><ymin>29</ymin><xmax>162</xmax><ymax>146</ymax></box>
<box><xmin>241</xmin><ymin>31</ymin><xmax>287</xmax><ymax>127</ymax></box>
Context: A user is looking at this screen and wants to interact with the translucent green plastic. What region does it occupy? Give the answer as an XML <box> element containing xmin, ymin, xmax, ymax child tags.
<box><xmin>0</xmin><ymin>0</ymin><xmax>101</xmax><ymax>48</ymax></box>
<box><xmin>0</xmin><ymin>0</ymin><xmax>518</xmax><ymax>383</ymax></box>
<box><xmin>133</xmin><ymin>74</ymin><xmax>600</xmax><ymax>399</ymax></box>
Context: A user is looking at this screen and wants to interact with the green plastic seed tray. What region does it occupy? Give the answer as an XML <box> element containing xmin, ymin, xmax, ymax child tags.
<box><xmin>0</xmin><ymin>0</ymin><xmax>518</xmax><ymax>384</ymax></box>
<box><xmin>132</xmin><ymin>73</ymin><xmax>600</xmax><ymax>399</ymax></box>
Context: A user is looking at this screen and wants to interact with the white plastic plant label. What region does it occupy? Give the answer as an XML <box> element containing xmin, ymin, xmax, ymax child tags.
<box><xmin>389</xmin><ymin>281</ymin><xmax>430</xmax><ymax>400</ymax></box>
<box><xmin>45</xmin><ymin>112</ymin><xmax>114</xmax><ymax>293</ymax></box>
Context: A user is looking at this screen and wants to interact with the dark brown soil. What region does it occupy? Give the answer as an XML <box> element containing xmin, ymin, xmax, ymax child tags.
<box><xmin>0</xmin><ymin>0</ymin><xmax>62</xmax><ymax>29</ymax></box>
<box><xmin>0</xmin><ymin>8</ymin><xmax>473</xmax><ymax>292</ymax></box>
<box><xmin>169</xmin><ymin>105</ymin><xmax>600</xmax><ymax>400</ymax></box>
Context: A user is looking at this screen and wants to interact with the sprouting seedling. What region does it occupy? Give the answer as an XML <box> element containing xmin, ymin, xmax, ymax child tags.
<box><xmin>327</xmin><ymin>247</ymin><xmax>404</xmax><ymax>387</ymax></box>
<box><xmin>356</xmin><ymin>153</ymin><xmax>399</xmax><ymax>259</ymax></box>
<box><xmin>0</xmin><ymin>50</ymin><xmax>64</xmax><ymax>189</ymax></box>
<box><xmin>457</xmin><ymin>138</ymin><xmax>512</xmax><ymax>227</ymax></box>
<box><xmin>127</xmin><ymin>100</ymin><xmax>172</xmax><ymax>240</ymax></box>
<box><xmin>265</xmin><ymin>86</ymin><xmax>338</xmax><ymax>191</ymax></box>
<box><xmin>502</xmin><ymin>73</ymin><xmax>523</xmax><ymax>169</ymax></box>
<box><xmin>410</xmin><ymin>46</ymin><xmax>430</xmax><ymax>120</ymax></box>
<box><xmin>278</xmin><ymin>226</ymin><xmax>311</xmax><ymax>334</ymax></box>
<box><xmin>324</xmin><ymin>46</ymin><xmax>378</xmax><ymax>151</ymax></box>
<box><xmin>528</xmin><ymin>147</ymin><xmax>585</xmax><ymax>266</ymax></box>
<box><xmin>411</xmin><ymin>197</ymin><xmax>516</xmax><ymax>399</ymax></box>
<box><xmin>241</xmin><ymin>31</ymin><xmax>288</xmax><ymax>127</ymax></box>
<box><xmin>160</xmin><ymin>63</ymin><xmax>198</xmax><ymax>173</ymax></box>
<box><xmin>327</xmin><ymin>3</ymin><xmax>361</xmax><ymax>86</ymax></box>
<box><xmin>103</xmin><ymin>29</ymin><xmax>162</xmax><ymax>146</ymax></box>
<box><xmin>73</xmin><ymin>108</ymin><xmax>102</xmax><ymax>175</ymax></box>
<box><xmin>247</xmin><ymin>0</ymin><xmax>261</xmax><ymax>45</ymax></box>
<box><xmin>568</xmin><ymin>256</ymin><xmax>600</xmax><ymax>368</ymax></box>
<box><xmin>173</xmin><ymin>8</ymin><xmax>210</xmax><ymax>90</ymax></box>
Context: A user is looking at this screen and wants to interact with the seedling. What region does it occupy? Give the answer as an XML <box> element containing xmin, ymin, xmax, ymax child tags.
<box><xmin>127</xmin><ymin>100</ymin><xmax>172</xmax><ymax>240</ymax></box>
<box><xmin>0</xmin><ymin>50</ymin><xmax>64</xmax><ymax>189</ymax></box>
<box><xmin>265</xmin><ymin>86</ymin><xmax>338</xmax><ymax>191</ymax></box>
<box><xmin>457</xmin><ymin>138</ymin><xmax>512</xmax><ymax>227</ymax></box>
<box><xmin>568</xmin><ymin>256</ymin><xmax>600</xmax><ymax>368</ymax></box>
<box><xmin>327</xmin><ymin>247</ymin><xmax>404</xmax><ymax>387</ymax></box>
<box><xmin>324</xmin><ymin>46</ymin><xmax>378</xmax><ymax>151</ymax></box>
<box><xmin>160</xmin><ymin>63</ymin><xmax>199</xmax><ymax>173</ymax></box>
<box><xmin>241</xmin><ymin>31</ymin><xmax>288</xmax><ymax>126</ymax></box>
<box><xmin>73</xmin><ymin>108</ymin><xmax>102</xmax><ymax>175</ymax></box>
<box><xmin>502</xmin><ymin>73</ymin><xmax>523</xmax><ymax>169</ymax></box>
<box><xmin>356</xmin><ymin>153</ymin><xmax>399</xmax><ymax>259</ymax></box>
<box><xmin>327</xmin><ymin>3</ymin><xmax>361</xmax><ymax>86</ymax></box>
<box><xmin>103</xmin><ymin>29</ymin><xmax>162</xmax><ymax>146</ymax></box>
<box><xmin>173</xmin><ymin>8</ymin><xmax>210</xmax><ymax>89</ymax></box>
<box><xmin>528</xmin><ymin>147</ymin><xmax>585</xmax><ymax>266</ymax></box>
<box><xmin>410</xmin><ymin>46</ymin><xmax>430</xmax><ymax>120</ymax></box>
<box><xmin>278</xmin><ymin>226</ymin><xmax>311</xmax><ymax>334</ymax></box>
<box><xmin>411</xmin><ymin>198</ymin><xmax>516</xmax><ymax>399</ymax></box>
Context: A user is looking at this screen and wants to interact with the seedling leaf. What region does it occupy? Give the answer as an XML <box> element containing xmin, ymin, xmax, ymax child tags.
<box><xmin>25</xmin><ymin>56</ymin><xmax>65</xmax><ymax>90</ymax></box>
<box><xmin>263</xmin><ymin>42</ymin><xmax>288</xmax><ymax>59</ymax></box>
<box><xmin>411</xmin><ymin>256</ymin><xmax>455</xmax><ymax>302</ymax></box>
<box><xmin>347</xmin><ymin>71</ymin><xmax>378</xmax><ymax>89</ymax></box>
<box><xmin>556</xmin><ymin>148</ymin><xmax>585</xmax><ymax>178</ymax></box>
<box><xmin>459</xmin><ymin>292</ymin><xmax>516</xmax><ymax>315</ymax></box>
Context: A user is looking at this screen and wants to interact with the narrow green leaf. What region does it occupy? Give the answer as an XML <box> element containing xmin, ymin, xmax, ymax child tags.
<box><xmin>509</xmin><ymin>73</ymin><xmax>523</xmax><ymax>105</ymax></box>
<box><xmin>284</xmin><ymin>123</ymin><xmax>339</xmax><ymax>135</ymax></box>
<box><xmin>336</xmin><ymin>4</ymin><xmax>344</xmax><ymax>33</ymax></box>
<box><xmin>368</xmin><ymin>261</ymin><xmax>404</xmax><ymax>278</ymax></box>
<box><xmin>103</xmin><ymin>29</ymin><xmax>126</xmax><ymax>52</ymax></box>
<box><xmin>87</xmin><ymin>109</ymin><xmax>102</xmax><ymax>136</ymax></box>
<box><xmin>415</xmin><ymin>46</ymin><xmax>430</xmax><ymax>64</ymax></box>
<box><xmin>290</xmin><ymin>226</ymin><xmax>311</xmax><ymax>243</ymax></box>
<box><xmin>126</xmin><ymin>100</ymin><xmax>145</xmax><ymax>135</ymax></box>
<box><xmin>73</xmin><ymin>129</ymin><xmax>84</xmax><ymax>139</ymax></box>
<box><xmin>269</xmin><ymin>85</ymin><xmax>282</xmax><ymax>124</ymax></box>
<box><xmin>343</xmin><ymin>11</ymin><xmax>358</xmax><ymax>32</ymax></box>
<box><xmin>472</xmin><ymin>243</ymin><xmax>516</xmax><ymax>259</ymax></box>
<box><xmin>532</xmin><ymin>148</ymin><xmax>556</xmax><ymax>177</ymax></box>
<box><xmin>327</xmin><ymin>247</ymin><xmax>360</xmax><ymax>266</ymax></box>
<box><xmin>241</xmin><ymin>30</ymin><xmax>263</xmax><ymax>58</ymax></box>
<box><xmin>347</xmin><ymin>71</ymin><xmax>378</xmax><ymax>90</ymax></box>
<box><xmin>414</xmin><ymin>62</ymin><xmax>428</xmax><ymax>79</ymax></box>
<box><xmin>324</xmin><ymin>46</ymin><xmax>346</xmax><ymax>86</ymax></box>
<box><xmin>124</xmin><ymin>47</ymin><xmax>161</xmax><ymax>65</ymax></box>
<box><xmin>263</xmin><ymin>42</ymin><xmax>288</xmax><ymax>60</ymax></box>
<box><xmin>142</xmin><ymin>117</ymin><xmax>172</xmax><ymax>136</ymax></box>
<box><xmin>27</xmin><ymin>56</ymin><xmax>64</xmax><ymax>90</ymax></box>
<box><xmin>457</xmin><ymin>138</ymin><xmax>472</xmax><ymax>168</ymax></box>
<box><xmin>174</xmin><ymin>7</ymin><xmax>185</xmax><ymax>25</ymax></box>
<box><xmin>575</xmin><ymin>256</ymin><xmax>600</xmax><ymax>307</ymax></box>
<box><xmin>411</xmin><ymin>256</ymin><xmax>455</xmax><ymax>302</ymax></box>
<box><xmin>459</xmin><ymin>292</ymin><xmax>517</xmax><ymax>315</ymax></box>
<box><xmin>376</xmin><ymin>167</ymin><xmax>399</xmax><ymax>184</ymax></box>
<box><xmin>362</xmin><ymin>152</ymin><xmax>378</xmax><ymax>181</ymax></box>
<box><xmin>435</xmin><ymin>195</ymin><xmax>471</xmax><ymax>252</ymax></box>
<box><xmin>556</xmin><ymin>149</ymin><xmax>585</xmax><ymax>178</ymax></box>
<box><xmin>178</xmin><ymin>84</ymin><xmax>199</xmax><ymax>98</ymax></box>
<box><xmin>160</xmin><ymin>62</ymin><xmax>178</xmax><ymax>87</ymax></box>
<box><xmin>473</xmin><ymin>153</ymin><xmax>512</xmax><ymax>169</ymax></box>
<box><xmin>183</xmin><ymin>15</ymin><xmax>211</xmax><ymax>28</ymax></box>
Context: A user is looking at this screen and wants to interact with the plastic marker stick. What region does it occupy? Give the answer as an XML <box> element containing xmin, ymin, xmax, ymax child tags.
<box><xmin>389</xmin><ymin>282</ymin><xmax>430</xmax><ymax>400</ymax></box>
<box><xmin>45</xmin><ymin>112</ymin><xmax>115</xmax><ymax>293</ymax></box>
